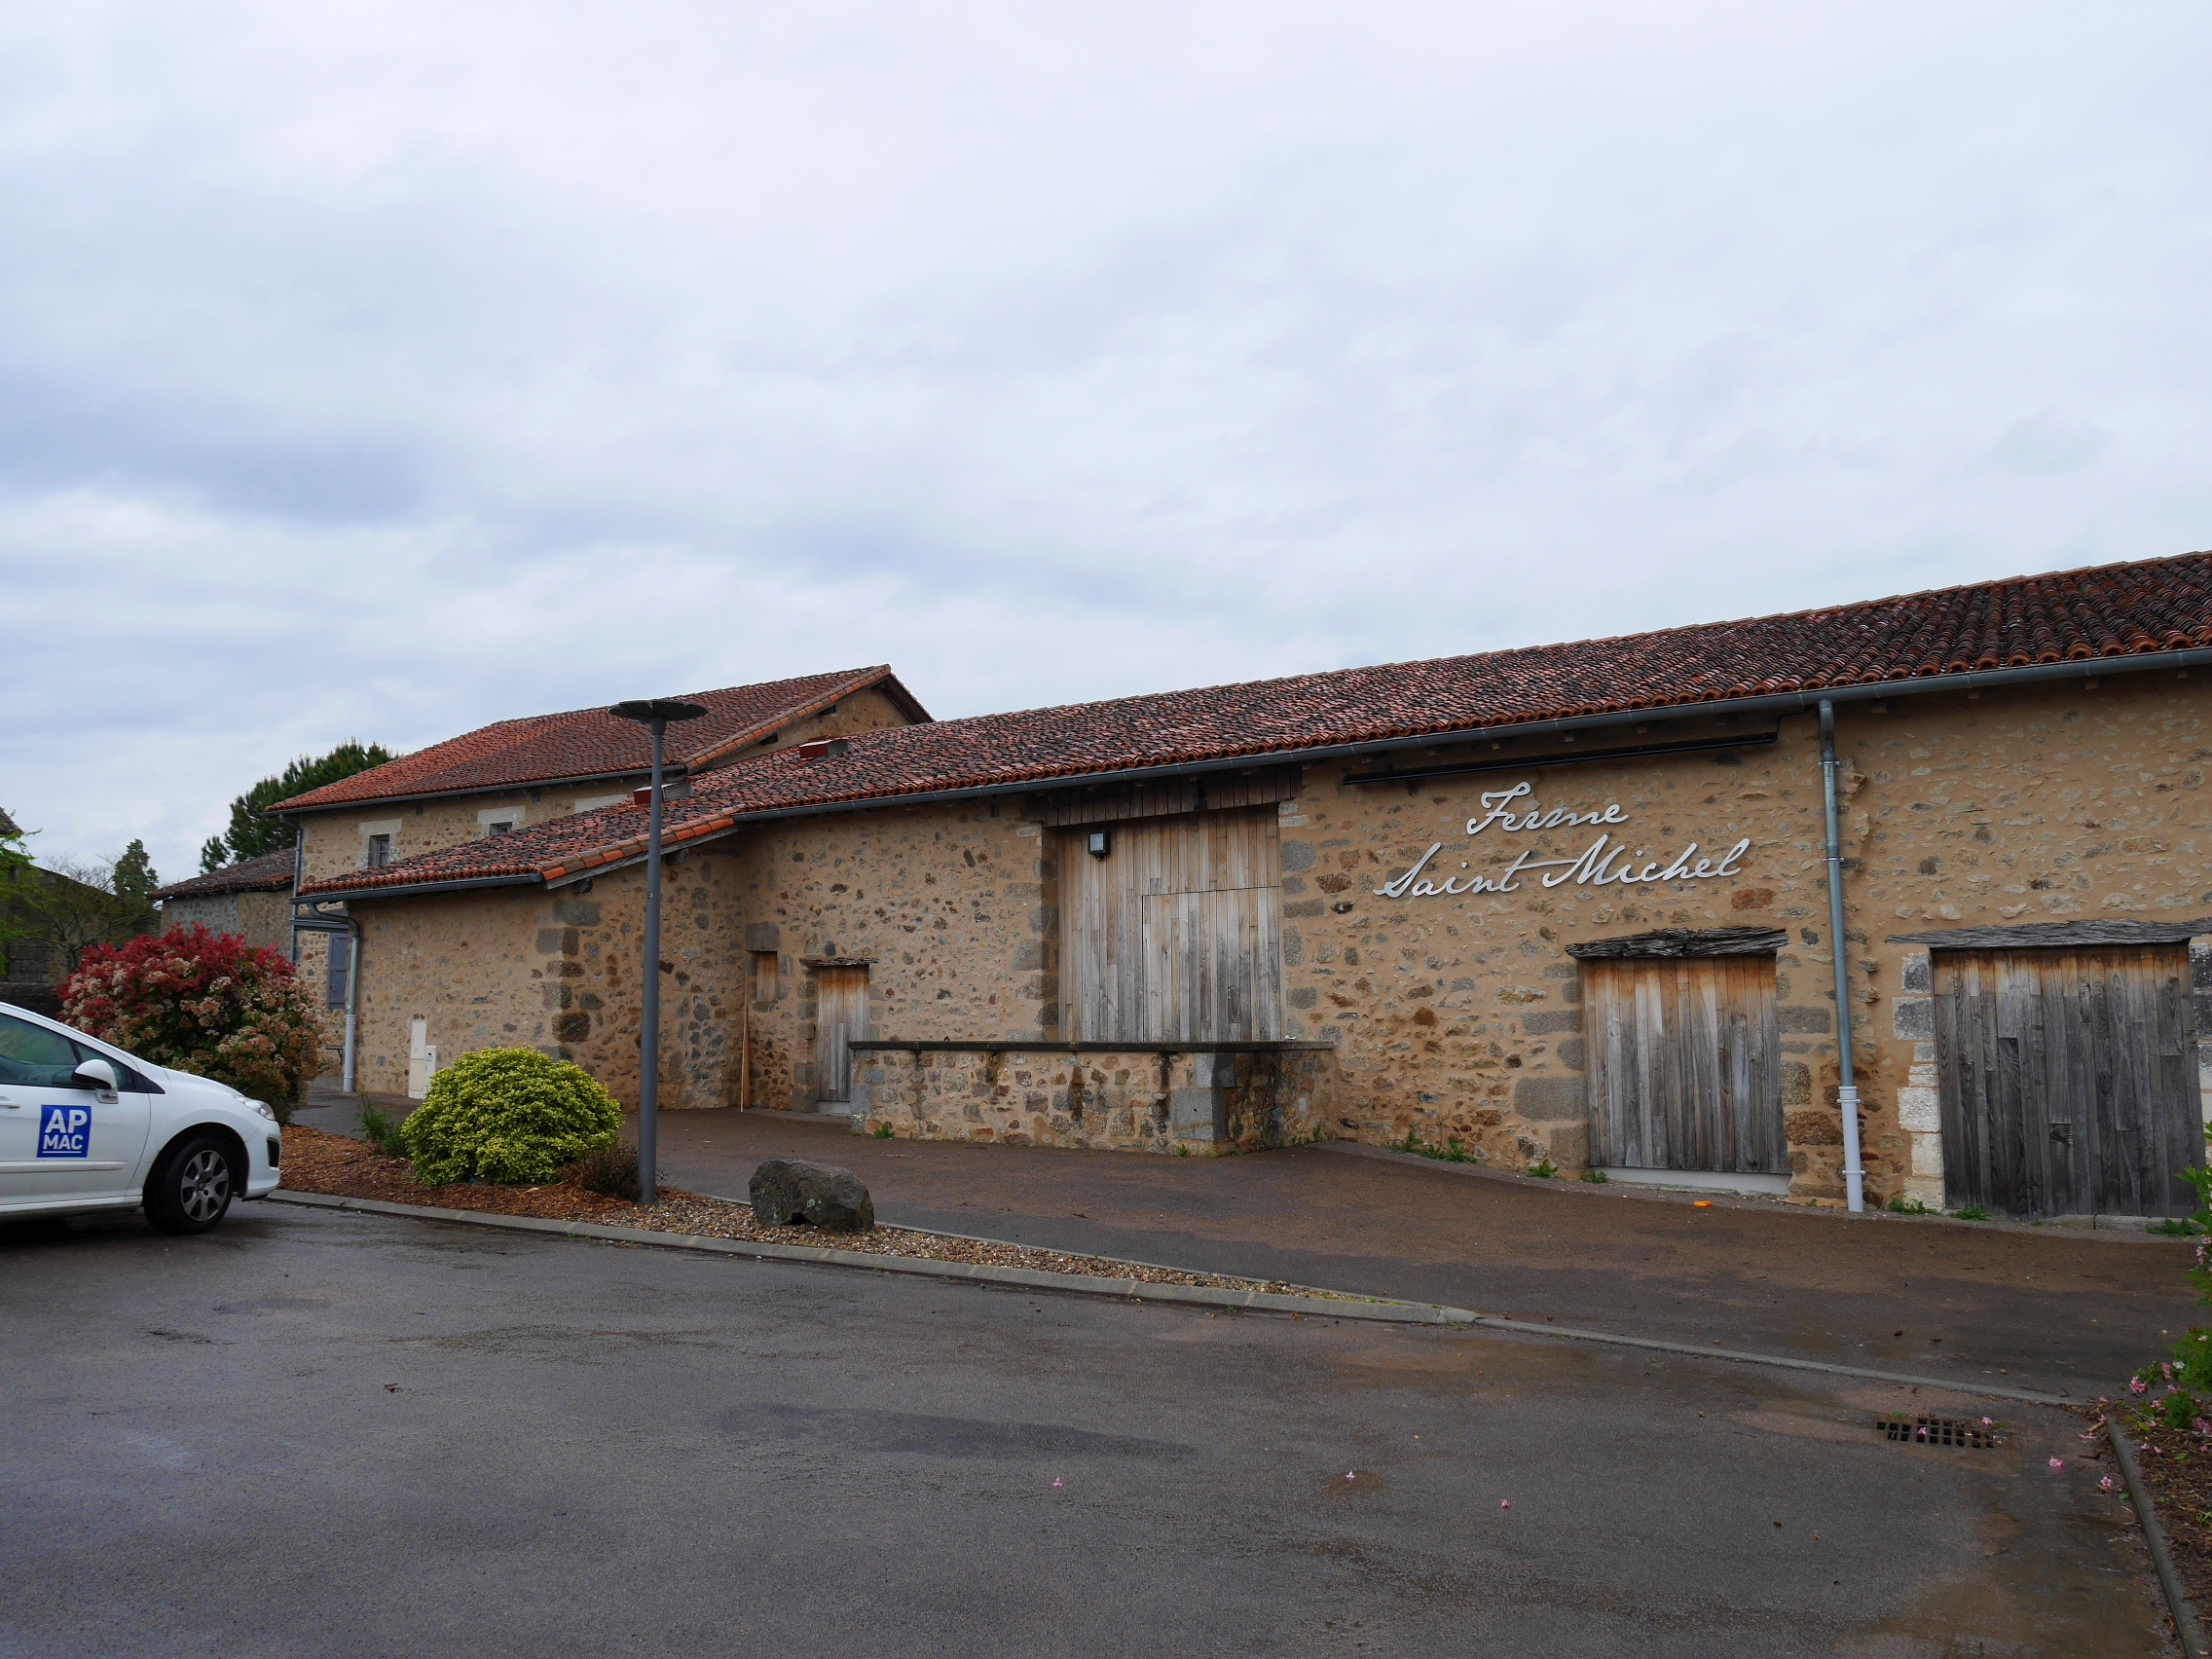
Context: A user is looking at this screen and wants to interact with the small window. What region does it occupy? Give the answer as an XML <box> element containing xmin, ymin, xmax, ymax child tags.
<box><xmin>366</xmin><ymin>833</ymin><xmax>392</xmax><ymax>868</ymax></box>
<box><xmin>753</xmin><ymin>951</ymin><xmax>779</xmax><ymax>1008</ymax></box>
<box><xmin>483</xmin><ymin>819</ymin><xmax>517</xmax><ymax>837</ymax></box>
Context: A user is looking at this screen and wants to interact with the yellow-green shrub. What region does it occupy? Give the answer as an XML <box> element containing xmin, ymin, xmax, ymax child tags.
<box><xmin>397</xmin><ymin>1048</ymin><xmax>621</xmax><ymax>1186</ymax></box>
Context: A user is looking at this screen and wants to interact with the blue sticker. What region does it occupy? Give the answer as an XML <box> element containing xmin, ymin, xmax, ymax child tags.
<box><xmin>38</xmin><ymin>1104</ymin><xmax>91</xmax><ymax>1159</ymax></box>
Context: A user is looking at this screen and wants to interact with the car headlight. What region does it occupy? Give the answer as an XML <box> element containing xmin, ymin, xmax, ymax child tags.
<box><xmin>250</xmin><ymin>1101</ymin><xmax>277</xmax><ymax>1123</ymax></box>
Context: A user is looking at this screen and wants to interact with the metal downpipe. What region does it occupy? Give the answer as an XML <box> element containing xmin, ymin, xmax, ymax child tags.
<box><xmin>341</xmin><ymin>920</ymin><xmax>361</xmax><ymax>1097</ymax></box>
<box><xmin>639</xmin><ymin>721</ymin><xmax>666</xmax><ymax>1204</ymax></box>
<box><xmin>1819</xmin><ymin>700</ymin><xmax>1865</xmax><ymax>1213</ymax></box>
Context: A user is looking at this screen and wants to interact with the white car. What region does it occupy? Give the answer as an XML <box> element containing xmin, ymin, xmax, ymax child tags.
<box><xmin>0</xmin><ymin>1001</ymin><xmax>282</xmax><ymax>1234</ymax></box>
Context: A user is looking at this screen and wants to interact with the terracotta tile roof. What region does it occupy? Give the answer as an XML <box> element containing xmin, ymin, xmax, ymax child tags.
<box><xmin>152</xmin><ymin>848</ymin><xmax>298</xmax><ymax>900</ymax></box>
<box><xmin>271</xmin><ymin>666</ymin><xmax>929</xmax><ymax>814</ymax></box>
<box><xmin>302</xmin><ymin>550</ymin><xmax>2212</xmax><ymax>900</ymax></box>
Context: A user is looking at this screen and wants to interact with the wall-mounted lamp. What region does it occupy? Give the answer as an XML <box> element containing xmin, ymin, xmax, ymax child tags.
<box><xmin>1087</xmin><ymin>829</ymin><xmax>1112</xmax><ymax>860</ymax></box>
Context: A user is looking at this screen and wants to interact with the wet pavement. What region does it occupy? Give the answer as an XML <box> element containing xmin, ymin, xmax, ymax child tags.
<box><xmin>294</xmin><ymin>1089</ymin><xmax>2202</xmax><ymax>1403</ymax></box>
<box><xmin>0</xmin><ymin>1201</ymin><xmax>2175</xmax><ymax>1657</ymax></box>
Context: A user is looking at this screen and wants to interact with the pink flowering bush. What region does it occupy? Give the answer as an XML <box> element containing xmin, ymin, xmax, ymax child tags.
<box><xmin>62</xmin><ymin>926</ymin><xmax>321</xmax><ymax>1119</ymax></box>
<box><xmin>2131</xmin><ymin>1158</ymin><xmax>2212</xmax><ymax>1430</ymax></box>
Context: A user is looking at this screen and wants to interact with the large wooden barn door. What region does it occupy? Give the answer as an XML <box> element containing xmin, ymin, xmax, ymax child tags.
<box><xmin>1062</xmin><ymin>808</ymin><xmax>1283</xmax><ymax>1042</ymax></box>
<box><xmin>1585</xmin><ymin>957</ymin><xmax>1787</xmax><ymax>1174</ymax></box>
<box><xmin>1935</xmin><ymin>946</ymin><xmax>2200</xmax><ymax>1218</ymax></box>
<box><xmin>810</xmin><ymin>965</ymin><xmax>869</xmax><ymax>1105</ymax></box>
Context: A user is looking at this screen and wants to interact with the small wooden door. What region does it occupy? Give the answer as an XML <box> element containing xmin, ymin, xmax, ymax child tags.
<box><xmin>811</xmin><ymin>965</ymin><xmax>868</xmax><ymax>1105</ymax></box>
<box><xmin>1935</xmin><ymin>946</ymin><xmax>2200</xmax><ymax>1218</ymax></box>
<box><xmin>1062</xmin><ymin>808</ymin><xmax>1283</xmax><ymax>1042</ymax></box>
<box><xmin>1585</xmin><ymin>956</ymin><xmax>1787</xmax><ymax>1174</ymax></box>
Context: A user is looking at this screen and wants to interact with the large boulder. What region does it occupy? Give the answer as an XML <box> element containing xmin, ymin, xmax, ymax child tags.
<box><xmin>749</xmin><ymin>1158</ymin><xmax>875</xmax><ymax>1233</ymax></box>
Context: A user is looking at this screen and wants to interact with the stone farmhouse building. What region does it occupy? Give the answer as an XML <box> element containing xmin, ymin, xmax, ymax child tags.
<box><xmin>150</xmin><ymin>849</ymin><xmax>296</xmax><ymax>956</ymax></box>
<box><xmin>286</xmin><ymin>552</ymin><xmax>2212</xmax><ymax>1220</ymax></box>
<box><xmin>272</xmin><ymin>667</ymin><xmax>931</xmax><ymax>1081</ymax></box>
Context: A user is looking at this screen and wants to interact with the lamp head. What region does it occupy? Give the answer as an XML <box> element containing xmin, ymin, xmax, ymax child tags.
<box><xmin>609</xmin><ymin>699</ymin><xmax>710</xmax><ymax>725</ymax></box>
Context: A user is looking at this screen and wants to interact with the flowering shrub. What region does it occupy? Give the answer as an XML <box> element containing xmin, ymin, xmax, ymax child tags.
<box><xmin>396</xmin><ymin>1047</ymin><xmax>621</xmax><ymax>1186</ymax></box>
<box><xmin>62</xmin><ymin>926</ymin><xmax>322</xmax><ymax>1117</ymax></box>
<box><xmin>2132</xmin><ymin>1160</ymin><xmax>2212</xmax><ymax>1429</ymax></box>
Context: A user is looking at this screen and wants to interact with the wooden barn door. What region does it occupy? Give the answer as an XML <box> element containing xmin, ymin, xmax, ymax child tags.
<box><xmin>1585</xmin><ymin>956</ymin><xmax>1787</xmax><ymax>1174</ymax></box>
<box><xmin>1935</xmin><ymin>946</ymin><xmax>2200</xmax><ymax>1218</ymax></box>
<box><xmin>1062</xmin><ymin>808</ymin><xmax>1282</xmax><ymax>1042</ymax></box>
<box><xmin>810</xmin><ymin>965</ymin><xmax>869</xmax><ymax>1106</ymax></box>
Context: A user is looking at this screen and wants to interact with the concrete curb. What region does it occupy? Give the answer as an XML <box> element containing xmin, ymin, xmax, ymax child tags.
<box><xmin>263</xmin><ymin>1191</ymin><xmax>1467</xmax><ymax>1326</ymax></box>
<box><xmin>2108</xmin><ymin>1415</ymin><xmax>2209</xmax><ymax>1658</ymax></box>
<box><xmin>1322</xmin><ymin>1141</ymin><xmax>2192</xmax><ymax>1243</ymax></box>
<box><xmin>265</xmin><ymin>1190</ymin><xmax>2081</xmax><ymax>1404</ymax></box>
<box><xmin>1468</xmin><ymin>1313</ymin><xmax>2076</xmax><ymax>1407</ymax></box>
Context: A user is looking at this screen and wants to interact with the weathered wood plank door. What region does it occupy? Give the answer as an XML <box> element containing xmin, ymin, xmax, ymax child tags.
<box><xmin>1061</xmin><ymin>807</ymin><xmax>1282</xmax><ymax>1042</ymax></box>
<box><xmin>811</xmin><ymin>965</ymin><xmax>869</xmax><ymax>1105</ymax></box>
<box><xmin>1585</xmin><ymin>957</ymin><xmax>1786</xmax><ymax>1173</ymax></box>
<box><xmin>1935</xmin><ymin>946</ymin><xmax>2200</xmax><ymax>1218</ymax></box>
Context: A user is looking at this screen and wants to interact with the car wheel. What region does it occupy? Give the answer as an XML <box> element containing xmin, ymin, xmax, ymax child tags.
<box><xmin>146</xmin><ymin>1134</ymin><xmax>237</xmax><ymax>1235</ymax></box>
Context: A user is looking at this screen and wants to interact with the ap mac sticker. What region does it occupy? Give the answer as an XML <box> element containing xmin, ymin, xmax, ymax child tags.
<box><xmin>38</xmin><ymin>1104</ymin><xmax>91</xmax><ymax>1159</ymax></box>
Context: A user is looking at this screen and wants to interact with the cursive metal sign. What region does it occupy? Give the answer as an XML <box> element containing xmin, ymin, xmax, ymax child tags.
<box><xmin>1377</xmin><ymin>782</ymin><xmax>1751</xmax><ymax>900</ymax></box>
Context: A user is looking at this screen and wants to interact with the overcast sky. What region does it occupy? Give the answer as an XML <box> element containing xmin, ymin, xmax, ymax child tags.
<box><xmin>3</xmin><ymin>0</ymin><xmax>2206</xmax><ymax>881</ymax></box>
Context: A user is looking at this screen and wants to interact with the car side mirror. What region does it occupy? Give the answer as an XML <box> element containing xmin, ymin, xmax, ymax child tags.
<box><xmin>73</xmin><ymin>1057</ymin><xmax>120</xmax><ymax>1091</ymax></box>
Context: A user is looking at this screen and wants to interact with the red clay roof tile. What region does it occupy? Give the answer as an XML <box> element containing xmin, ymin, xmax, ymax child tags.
<box><xmin>151</xmin><ymin>848</ymin><xmax>298</xmax><ymax>901</ymax></box>
<box><xmin>271</xmin><ymin>667</ymin><xmax>927</xmax><ymax>813</ymax></box>
<box><xmin>301</xmin><ymin>550</ymin><xmax>2212</xmax><ymax>900</ymax></box>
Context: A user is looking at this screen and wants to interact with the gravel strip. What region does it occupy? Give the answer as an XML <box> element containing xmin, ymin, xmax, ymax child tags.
<box><xmin>278</xmin><ymin>1125</ymin><xmax>1329</xmax><ymax>1297</ymax></box>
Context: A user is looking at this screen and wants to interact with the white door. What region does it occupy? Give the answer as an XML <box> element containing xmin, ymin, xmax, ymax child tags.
<box><xmin>0</xmin><ymin>1011</ymin><xmax>155</xmax><ymax>1209</ymax></box>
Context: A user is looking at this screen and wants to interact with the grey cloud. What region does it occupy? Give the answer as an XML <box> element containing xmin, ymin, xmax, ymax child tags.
<box><xmin>0</xmin><ymin>0</ymin><xmax>2205</xmax><ymax>882</ymax></box>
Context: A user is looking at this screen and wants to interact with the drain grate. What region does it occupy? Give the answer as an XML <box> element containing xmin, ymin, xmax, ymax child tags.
<box><xmin>1876</xmin><ymin>1415</ymin><xmax>2003</xmax><ymax>1449</ymax></box>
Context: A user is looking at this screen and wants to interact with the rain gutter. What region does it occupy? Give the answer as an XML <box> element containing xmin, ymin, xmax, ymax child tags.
<box><xmin>268</xmin><ymin>766</ymin><xmax>688</xmax><ymax>820</ymax></box>
<box><xmin>299</xmin><ymin>872</ymin><xmax>543</xmax><ymax>903</ymax></box>
<box><xmin>1819</xmin><ymin>700</ymin><xmax>1865</xmax><ymax>1213</ymax></box>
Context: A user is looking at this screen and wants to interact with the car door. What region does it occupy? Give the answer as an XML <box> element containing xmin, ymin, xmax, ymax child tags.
<box><xmin>0</xmin><ymin>1012</ymin><xmax>154</xmax><ymax>1210</ymax></box>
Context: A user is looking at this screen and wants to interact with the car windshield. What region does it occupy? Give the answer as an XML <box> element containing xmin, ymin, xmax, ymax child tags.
<box><xmin>0</xmin><ymin>1012</ymin><xmax>93</xmax><ymax>1088</ymax></box>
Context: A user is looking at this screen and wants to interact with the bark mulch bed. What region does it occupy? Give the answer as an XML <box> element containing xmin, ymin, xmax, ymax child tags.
<box><xmin>277</xmin><ymin>1125</ymin><xmax>1332</xmax><ymax>1298</ymax></box>
<box><xmin>2117</xmin><ymin>1401</ymin><xmax>2212</xmax><ymax>1621</ymax></box>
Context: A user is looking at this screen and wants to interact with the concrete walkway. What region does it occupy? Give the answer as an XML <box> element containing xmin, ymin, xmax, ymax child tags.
<box><xmin>653</xmin><ymin>1109</ymin><xmax>2199</xmax><ymax>1401</ymax></box>
<box><xmin>296</xmin><ymin>1089</ymin><xmax>2201</xmax><ymax>1400</ymax></box>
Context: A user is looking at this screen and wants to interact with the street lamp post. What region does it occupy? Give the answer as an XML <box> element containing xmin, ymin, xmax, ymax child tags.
<box><xmin>608</xmin><ymin>697</ymin><xmax>708</xmax><ymax>1203</ymax></box>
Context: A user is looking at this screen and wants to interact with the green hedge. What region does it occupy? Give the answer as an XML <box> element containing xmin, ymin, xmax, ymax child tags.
<box><xmin>397</xmin><ymin>1048</ymin><xmax>622</xmax><ymax>1186</ymax></box>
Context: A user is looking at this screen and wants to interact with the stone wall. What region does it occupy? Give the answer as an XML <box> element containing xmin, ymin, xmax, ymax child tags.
<box><xmin>350</xmin><ymin>849</ymin><xmax>748</xmax><ymax>1109</ymax></box>
<box><xmin>1276</xmin><ymin>711</ymin><xmax>1844</xmax><ymax>1185</ymax></box>
<box><xmin>728</xmin><ymin>798</ymin><xmax>1058</xmax><ymax>1108</ymax></box>
<box><xmin>1271</xmin><ymin>673</ymin><xmax>2208</xmax><ymax>1202</ymax></box>
<box><xmin>850</xmin><ymin>1045</ymin><xmax>1339</xmax><ymax>1154</ymax></box>
<box><xmin>338</xmin><ymin>669</ymin><xmax>2212</xmax><ymax>1197</ymax></box>
<box><xmin>159</xmin><ymin>890</ymin><xmax>293</xmax><ymax>958</ymax></box>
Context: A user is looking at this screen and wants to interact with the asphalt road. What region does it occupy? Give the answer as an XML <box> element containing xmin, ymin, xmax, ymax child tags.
<box><xmin>0</xmin><ymin>1200</ymin><xmax>2173</xmax><ymax>1657</ymax></box>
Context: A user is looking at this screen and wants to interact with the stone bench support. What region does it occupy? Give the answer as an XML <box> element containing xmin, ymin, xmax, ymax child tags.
<box><xmin>847</xmin><ymin>1040</ymin><xmax>1341</xmax><ymax>1155</ymax></box>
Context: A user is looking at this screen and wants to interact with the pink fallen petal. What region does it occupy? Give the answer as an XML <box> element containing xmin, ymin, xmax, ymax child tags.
<box><xmin>2100</xmin><ymin>1476</ymin><xmax>2117</xmax><ymax>1492</ymax></box>
<box><xmin>2048</xmin><ymin>1457</ymin><xmax>2065</xmax><ymax>1470</ymax></box>
<box><xmin>1499</xmin><ymin>1499</ymin><xmax>1510</xmax><ymax>1510</ymax></box>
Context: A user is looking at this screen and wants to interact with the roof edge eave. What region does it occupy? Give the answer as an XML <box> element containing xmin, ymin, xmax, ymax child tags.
<box><xmin>296</xmin><ymin>872</ymin><xmax>545</xmax><ymax>903</ymax></box>
<box><xmin>271</xmin><ymin>765</ymin><xmax>677</xmax><ymax>818</ymax></box>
